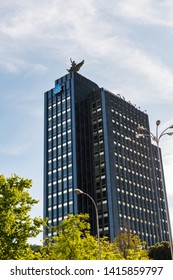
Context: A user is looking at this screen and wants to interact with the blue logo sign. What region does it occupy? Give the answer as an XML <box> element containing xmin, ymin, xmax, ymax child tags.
<box><xmin>53</xmin><ymin>84</ymin><xmax>62</xmax><ymax>95</ymax></box>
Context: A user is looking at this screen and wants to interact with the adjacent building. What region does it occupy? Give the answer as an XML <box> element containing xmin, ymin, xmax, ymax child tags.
<box><xmin>43</xmin><ymin>69</ymin><xmax>169</xmax><ymax>246</ymax></box>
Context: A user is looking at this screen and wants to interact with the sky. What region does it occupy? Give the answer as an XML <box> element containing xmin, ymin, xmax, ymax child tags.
<box><xmin>1</xmin><ymin>0</ymin><xmax>173</xmax><ymax>245</ymax></box>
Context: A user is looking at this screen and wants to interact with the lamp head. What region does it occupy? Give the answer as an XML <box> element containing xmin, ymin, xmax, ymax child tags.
<box><xmin>74</xmin><ymin>188</ymin><xmax>83</xmax><ymax>195</ymax></box>
<box><xmin>167</xmin><ymin>132</ymin><xmax>173</xmax><ymax>136</ymax></box>
<box><xmin>156</xmin><ymin>120</ymin><xmax>161</xmax><ymax>126</ymax></box>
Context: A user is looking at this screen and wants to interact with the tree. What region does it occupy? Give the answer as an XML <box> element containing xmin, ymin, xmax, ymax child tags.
<box><xmin>40</xmin><ymin>214</ymin><xmax>124</xmax><ymax>260</ymax></box>
<box><xmin>0</xmin><ymin>174</ymin><xmax>43</xmax><ymax>260</ymax></box>
<box><xmin>113</xmin><ymin>230</ymin><xmax>149</xmax><ymax>260</ymax></box>
<box><xmin>148</xmin><ymin>241</ymin><xmax>171</xmax><ymax>260</ymax></box>
<box><xmin>100</xmin><ymin>236</ymin><xmax>124</xmax><ymax>260</ymax></box>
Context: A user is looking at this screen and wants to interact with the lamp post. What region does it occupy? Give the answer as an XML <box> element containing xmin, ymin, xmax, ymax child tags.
<box><xmin>137</xmin><ymin>120</ymin><xmax>173</xmax><ymax>260</ymax></box>
<box><xmin>74</xmin><ymin>188</ymin><xmax>101</xmax><ymax>260</ymax></box>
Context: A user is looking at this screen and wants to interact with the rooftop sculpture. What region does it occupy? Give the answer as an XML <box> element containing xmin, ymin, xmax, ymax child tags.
<box><xmin>67</xmin><ymin>58</ymin><xmax>84</xmax><ymax>72</ymax></box>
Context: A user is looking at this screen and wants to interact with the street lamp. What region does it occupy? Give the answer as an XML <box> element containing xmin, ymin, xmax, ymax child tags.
<box><xmin>137</xmin><ymin>120</ymin><xmax>173</xmax><ymax>259</ymax></box>
<box><xmin>74</xmin><ymin>188</ymin><xmax>101</xmax><ymax>260</ymax></box>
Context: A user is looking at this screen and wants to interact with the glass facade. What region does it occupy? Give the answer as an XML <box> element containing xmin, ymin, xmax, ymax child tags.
<box><xmin>98</xmin><ymin>89</ymin><xmax>169</xmax><ymax>245</ymax></box>
<box><xmin>44</xmin><ymin>72</ymin><xmax>169</xmax><ymax>246</ymax></box>
<box><xmin>91</xmin><ymin>97</ymin><xmax>108</xmax><ymax>236</ymax></box>
<box><xmin>44</xmin><ymin>74</ymin><xmax>74</xmax><ymax>237</ymax></box>
<box><xmin>106</xmin><ymin>91</ymin><xmax>160</xmax><ymax>245</ymax></box>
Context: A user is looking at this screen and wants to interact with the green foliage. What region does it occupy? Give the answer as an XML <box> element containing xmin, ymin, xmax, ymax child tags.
<box><xmin>0</xmin><ymin>174</ymin><xmax>44</xmax><ymax>260</ymax></box>
<box><xmin>30</xmin><ymin>244</ymin><xmax>41</xmax><ymax>253</ymax></box>
<box><xmin>0</xmin><ymin>173</ymin><xmax>152</xmax><ymax>260</ymax></box>
<box><xmin>114</xmin><ymin>231</ymin><xmax>149</xmax><ymax>260</ymax></box>
<box><xmin>40</xmin><ymin>214</ymin><xmax>124</xmax><ymax>260</ymax></box>
<box><xmin>148</xmin><ymin>241</ymin><xmax>171</xmax><ymax>260</ymax></box>
<box><xmin>40</xmin><ymin>214</ymin><xmax>98</xmax><ymax>260</ymax></box>
<box><xmin>100</xmin><ymin>236</ymin><xmax>124</xmax><ymax>260</ymax></box>
<box><xmin>37</xmin><ymin>214</ymin><xmax>150</xmax><ymax>260</ymax></box>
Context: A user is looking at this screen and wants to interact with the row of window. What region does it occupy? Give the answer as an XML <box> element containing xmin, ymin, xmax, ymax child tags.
<box><xmin>48</xmin><ymin>156</ymin><xmax>72</xmax><ymax>170</ymax></box>
<box><xmin>47</xmin><ymin>166</ymin><xmax>72</xmax><ymax>181</ymax></box>
<box><xmin>118</xmin><ymin>200</ymin><xmax>156</xmax><ymax>215</ymax></box>
<box><xmin>114</xmin><ymin>139</ymin><xmax>149</xmax><ymax>153</ymax></box>
<box><xmin>117</xmin><ymin>188</ymin><xmax>153</xmax><ymax>200</ymax></box>
<box><xmin>120</xmin><ymin>226</ymin><xmax>158</xmax><ymax>242</ymax></box>
<box><xmin>47</xmin><ymin>176</ymin><xmax>73</xmax><ymax>193</ymax></box>
<box><xmin>47</xmin><ymin>204</ymin><xmax>73</xmax><ymax>221</ymax></box>
<box><xmin>48</xmin><ymin>105</ymin><xmax>71</xmax><ymax>119</ymax></box>
<box><xmin>48</xmin><ymin>95</ymin><xmax>71</xmax><ymax>109</ymax></box>
<box><xmin>48</xmin><ymin>118</ymin><xmax>71</xmax><ymax>131</ymax></box>
<box><xmin>47</xmin><ymin>87</ymin><xmax>70</xmax><ymax>103</ymax></box>
<box><xmin>48</xmin><ymin>145</ymin><xmax>72</xmax><ymax>161</ymax></box>
<box><xmin>119</xmin><ymin>213</ymin><xmax>156</xmax><ymax>225</ymax></box>
<box><xmin>110</xmin><ymin>100</ymin><xmax>146</xmax><ymax>124</ymax></box>
<box><xmin>48</xmin><ymin>151</ymin><xmax>72</xmax><ymax>163</ymax></box>
<box><xmin>48</xmin><ymin>192</ymin><xmax>73</xmax><ymax>206</ymax></box>
<box><xmin>48</xmin><ymin>111</ymin><xmax>71</xmax><ymax>127</ymax></box>
<box><xmin>47</xmin><ymin>131</ymin><xmax>72</xmax><ymax>147</ymax></box>
<box><xmin>48</xmin><ymin>162</ymin><xmax>72</xmax><ymax>173</ymax></box>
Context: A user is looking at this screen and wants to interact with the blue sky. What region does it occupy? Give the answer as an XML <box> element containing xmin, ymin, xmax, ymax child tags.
<box><xmin>1</xmin><ymin>0</ymin><xmax>173</xmax><ymax>244</ymax></box>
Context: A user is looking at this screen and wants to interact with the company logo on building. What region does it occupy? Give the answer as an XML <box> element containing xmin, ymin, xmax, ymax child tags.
<box><xmin>53</xmin><ymin>84</ymin><xmax>62</xmax><ymax>95</ymax></box>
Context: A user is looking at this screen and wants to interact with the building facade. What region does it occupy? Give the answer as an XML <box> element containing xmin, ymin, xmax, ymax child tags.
<box><xmin>44</xmin><ymin>71</ymin><xmax>169</xmax><ymax>246</ymax></box>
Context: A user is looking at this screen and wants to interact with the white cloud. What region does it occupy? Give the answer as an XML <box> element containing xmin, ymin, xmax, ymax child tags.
<box><xmin>0</xmin><ymin>0</ymin><xmax>96</xmax><ymax>39</ymax></box>
<box><xmin>84</xmin><ymin>36</ymin><xmax>173</xmax><ymax>102</ymax></box>
<box><xmin>0</xmin><ymin>57</ymin><xmax>24</xmax><ymax>73</ymax></box>
<box><xmin>116</xmin><ymin>43</ymin><xmax>173</xmax><ymax>100</ymax></box>
<box><xmin>115</xmin><ymin>0</ymin><xmax>173</xmax><ymax>27</ymax></box>
<box><xmin>1</xmin><ymin>0</ymin><xmax>173</xmax><ymax>101</ymax></box>
<box><xmin>0</xmin><ymin>0</ymin><xmax>98</xmax><ymax>73</ymax></box>
<box><xmin>0</xmin><ymin>54</ymin><xmax>47</xmax><ymax>74</ymax></box>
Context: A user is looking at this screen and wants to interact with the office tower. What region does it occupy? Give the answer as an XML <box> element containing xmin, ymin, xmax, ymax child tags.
<box><xmin>44</xmin><ymin>68</ymin><xmax>169</xmax><ymax>246</ymax></box>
